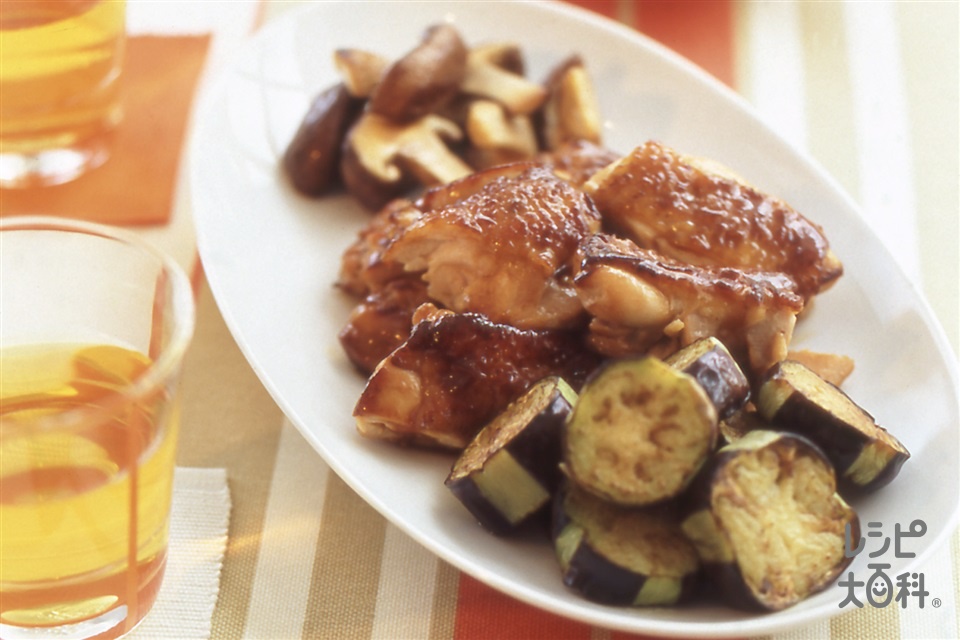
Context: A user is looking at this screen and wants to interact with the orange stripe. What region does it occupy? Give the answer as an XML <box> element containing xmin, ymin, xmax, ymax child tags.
<box><xmin>453</xmin><ymin>574</ymin><xmax>594</xmax><ymax>640</ymax></box>
<box><xmin>635</xmin><ymin>0</ymin><xmax>735</xmax><ymax>87</ymax></box>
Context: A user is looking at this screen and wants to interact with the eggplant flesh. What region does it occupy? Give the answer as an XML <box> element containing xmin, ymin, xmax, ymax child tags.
<box><xmin>553</xmin><ymin>483</ymin><xmax>700</xmax><ymax>606</ymax></box>
<box><xmin>665</xmin><ymin>336</ymin><xmax>750</xmax><ymax>420</ymax></box>
<box><xmin>446</xmin><ymin>376</ymin><xmax>576</xmax><ymax>534</ymax></box>
<box><xmin>563</xmin><ymin>356</ymin><xmax>718</xmax><ymax>506</ymax></box>
<box><xmin>681</xmin><ymin>430</ymin><xmax>859</xmax><ymax>612</ymax></box>
<box><xmin>756</xmin><ymin>359</ymin><xmax>909</xmax><ymax>493</ymax></box>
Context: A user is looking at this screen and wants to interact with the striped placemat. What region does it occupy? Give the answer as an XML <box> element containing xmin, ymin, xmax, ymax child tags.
<box><xmin>169</xmin><ymin>1</ymin><xmax>958</xmax><ymax>639</ymax></box>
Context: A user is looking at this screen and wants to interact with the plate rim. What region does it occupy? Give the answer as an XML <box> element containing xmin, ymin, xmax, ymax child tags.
<box><xmin>188</xmin><ymin>1</ymin><xmax>960</xmax><ymax>636</ymax></box>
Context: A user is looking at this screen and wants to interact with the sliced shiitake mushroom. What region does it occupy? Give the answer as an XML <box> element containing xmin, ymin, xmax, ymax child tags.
<box><xmin>553</xmin><ymin>482</ymin><xmax>700</xmax><ymax>606</ymax></box>
<box><xmin>464</xmin><ymin>99</ymin><xmax>539</xmax><ymax>168</ymax></box>
<box><xmin>368</xmin><ymin>24</ymin><xmax>468</xmax><ymax>122</ymax></box>
<box><xmin>755</xmin><ymin>359</ymin><xmax>910</xmax><ymax>494</ymax></box>
<box><xmin>282</xmin><ymin>83</ymin><xmax>364</xmax><ymax>196</ymax></box>
<box><xmin>340</xmin><ymin>112</ymin><xmax>473</xmax><ymax>211</ymax></box>
<box><xmin>681</xmin><ymin>430</ymin><xmax>859</xmax><ymax>612</ymax></box>
<box><xmin>445</xmin><ymin>376</ymin><xmax>576</xmax><ymax>535</ymax></box>
<box><xmin>461</xmin><ymin>47</ymin><xmax>547</xmax><ymax>115</ymax></box>
<box><xmin>540</xmin><ymin>55</ymin><xmax>603</xmax><ymax>151</ymax></box>
<box><xmin>468</xmin><ymin>41</ymin><xmax>526</xmax><ymax>76</ymax></box>
<box><xmin>563</xmin><ymin>356</ymin><xmax>718</xmax><ymax>506</ymax></box>
<box><xmin>334</xmin><ymin>48</ymin><xmax>389</xmax><ymax>99</ymax></box>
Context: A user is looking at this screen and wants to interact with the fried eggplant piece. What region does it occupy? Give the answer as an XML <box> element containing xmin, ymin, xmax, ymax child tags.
<box><xmin>583</xmin><ymin>141</ymin><xmax>843</xmax><ymax>300</ymax></box>
<box><xmin>338</xmin><ymin>278</ymin><xmax>431</xmax><ymax>374</ymax></box>
<box><xmin>446</xmin><ymin>376</ymin><xmax>576</xmax><ymax>534</ymax></box>
<box><xmin>353</xmin><ymin>306</ymin><xmax>601</xmax><ymax>449</ymax></box>
<box><xmin>717</xmin><ymin>404</ymin><xmax>767</xmax><ymax>446</ymax></box>
<box><xmin>756</xmin><ymin>360</ymin><xmax>910</xmax><ymax>494</ymax></box>
<box><xmin>553</xmin><ymin>483</ymin><xmax>700</xmax><ymax>606</ymax></box>
<box><xmin>563</xmin><ymin>356</ymin><xmax>718</xmax><ymax>507</ymax></box>
<box><xmin>573</xmin><ymin>234</ymin><xmax>804</xmax><ymax>376</ymax></box>
<box><xmin>383</xmin><ymin>165</ymin><xmax>601</xmax><ymax>330</ymax></box>
<box><xmin>665</xmin><ymin>337</ymin><xmax>750</xmax><ymax>420</ymax></box>
<box><xmin>681</xmin><ymin>430</ymin><xmax>859</xmax><ymax>611</ymax></box>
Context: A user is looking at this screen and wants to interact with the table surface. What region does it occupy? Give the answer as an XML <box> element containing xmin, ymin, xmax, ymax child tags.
<box><xmin>16</xmin><ymin>1</ymin><xmax>960</xmax><ymax>639</ymax></box>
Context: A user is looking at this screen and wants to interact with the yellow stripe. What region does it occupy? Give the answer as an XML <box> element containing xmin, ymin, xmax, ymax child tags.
<box><xmin>177</xmin><ymin>285</ymin><xmax>285</xmax><ymax>638</ymax></box>
<box><xmin>429</xmin><ymin>560</ymin><xmax>460</xmax><ymax>640</ymax></box>
<box><xmin>301</xmin><ymin>472</ymin><xmax>386</xmax><ymax>639</ymax></box>
<box><xmin>831</xmin><ymin>601</ymin><xmax>900</xmax><ymax>640</ymax></box>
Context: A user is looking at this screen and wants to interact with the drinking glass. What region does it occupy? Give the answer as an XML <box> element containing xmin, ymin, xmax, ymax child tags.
<box><xmin>0</xmin><ymin>216</ymin><xmax>195</xmax><ymax>639</ymax></box>
<box><xmin>0</xmin><ymin>1</ymin><xmax>127</xmax><ymax>187</ymax></box>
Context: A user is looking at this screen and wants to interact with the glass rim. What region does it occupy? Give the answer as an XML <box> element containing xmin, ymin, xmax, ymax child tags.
<box><xmin>0</xmin><ymin>215</ymin><xmax>196</xmax><ymax>427</ymax></box>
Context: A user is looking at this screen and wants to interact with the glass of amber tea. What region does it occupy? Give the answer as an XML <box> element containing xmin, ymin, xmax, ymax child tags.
<box><xmin>0</xmin><ymin>216</ymin><xmax>194</xmax><ymax>639</ymax></box>
<box><xmin>0</xmin><ymin>1</ymin><xmax>126</xmax><ymax>187</ymax></box>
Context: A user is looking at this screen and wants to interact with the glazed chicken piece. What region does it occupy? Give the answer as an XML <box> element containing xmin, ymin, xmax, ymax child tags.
<box><xmin>539</xmin><ymin>139</ymin><xmax>621</xmax><ymax>188</ymax></box>
<box><xmin>338</xmin><ymin>198</ymin><xmax>424</xmax><ymax>297</ymax></box>
<box><xmin>354</xmin><ymin>304</ymin><xmax>601</xmax><ymax>449</ymax></box>
<box><xmin>415</xmin><ymin>160</ymin><xmax>538</xmax><ymax>211</ymax></box>
<box><xmin>383</xmin><ymin>164</ymin><xmax>601</xmax><ymax>329</ymax></box>
<box><xmin>583</xmin><ymin>141</ymin><xmax>842</xmax><ymax>300</ymax></box>
<box><xmin>338</xmin><ymin>277</ymin><xmax>432</xmax><ymax>374</ymax></box>
<box><xmin>574</xmin><ymin>234</ymin><xmax>804</xmax><ymax>376</ymax></box>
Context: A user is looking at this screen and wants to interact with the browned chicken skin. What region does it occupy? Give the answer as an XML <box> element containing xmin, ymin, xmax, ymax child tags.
<box><xmin>353</xmin><ymin>304</ymin><xmax>601</xmax><ymax>449</ymax></box>
<box><xmin>339</xmin><ymin>139</ymin><xmax>843</xmax><ymax>449</ymax></box>
<box><xmin>584</xmin><ymin>141</ymin><xmax>842</xmax><ymax>300</ymax></box>
<box><xmin>383</xmin><ymin>164</ymin><xmax>601</xmax><ymax>329</ymax></box>
<box><xmin>338</xmin><ymin>198</ymin><xmax>424</xmax><ymax>297</ymax></box>
<box><xmin>338</xmin><ymin>278</ymin><xmax>432</xmax><ymax>374</ymax></box>
<box><xmin>574</xmin><ymin>234</ymin><xmax>804</xmax><ymax>375</ymax></box>
<box><xmin>538</xmin><ymin>139</ymin><xmax>620</xmax><ymax>187</ymax></box>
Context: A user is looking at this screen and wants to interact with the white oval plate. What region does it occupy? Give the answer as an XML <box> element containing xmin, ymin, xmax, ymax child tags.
<box><xmin>189</xmin><ymin>2</ymin><xmax>959</xmax><ymax>636</ymax></box>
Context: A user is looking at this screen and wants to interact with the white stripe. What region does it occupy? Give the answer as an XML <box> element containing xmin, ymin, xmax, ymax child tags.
<box><xmin>242</xmin><ymin>420</ymin><xmax>330</xmax><ymax>640</ymax></box>
<box><xmin>370</xmin><ymin>524</ymin><xmax>440</xmax><ymax>640</ymax></box>
<box><xmin>899</xmin><ymin>542</ymin><xmax>958</xmax><ymax>640</ymax></box>
<box><xmin>843</xmin><ymin>2</ymin><xmax>922</xmax><ymax>286</ymax></box>
<box><xmin>742</xmin><ymin>1</ymin><xmax>807</xmax><ymax>151</ymax></box>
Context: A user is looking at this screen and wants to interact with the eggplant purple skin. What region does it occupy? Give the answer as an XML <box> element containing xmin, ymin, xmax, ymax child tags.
<box><xmin>770</xmin><ymin>392</ymin><xmax>907</xmax><ymax>494</ymax></box>
<box><xmin>561</xmin><ymin>542</ymin><xmax>642</xmax><ymax>606</ymax></box>
<box><xmin>444</xmin><ymin>380</ymin><xmax>572</xmax><ymax>536</ymax></box>
<box><xmin>682</xmin><ymin>432</ymin><xmax>861</xmax><ymax>611</ymax></box>
<box><xmin>759</xmin><ymin>363</ymin><xmax>909</xmax><ymax>494</ymax></box>
<box><xmin>445</xmin><ymin>479</ymin><xmax>518</xmax><ymax>536</ymax></box>
<box><xmin>674</xmin><ymin>346</ymin><xmax>751</xmax><ymax>421</ymax></box>
<box><xmin>502</xmin><ymin>387</ymin><xmax>569</xmax><ymax>492</ymax></box>
<box><xmin>551</xmin><ymin>487</ymin><xmax>701</xmax><ymax>606</ymax></box>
